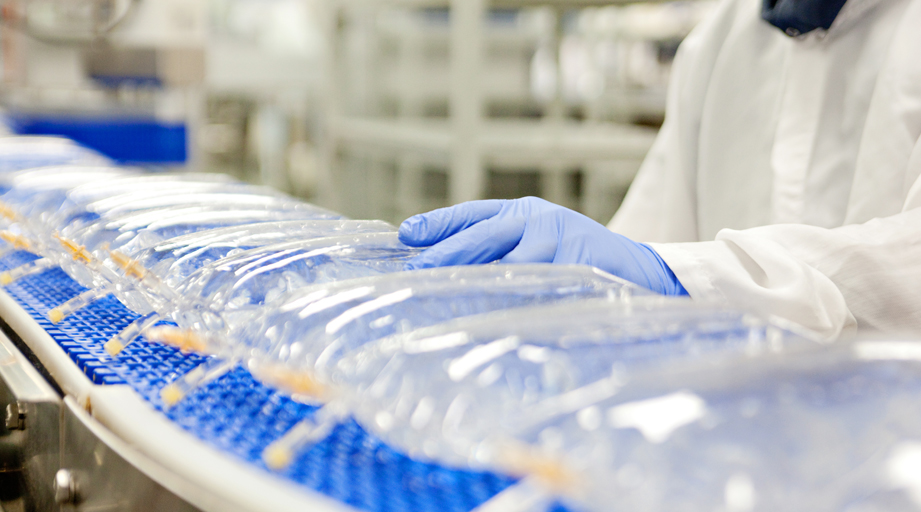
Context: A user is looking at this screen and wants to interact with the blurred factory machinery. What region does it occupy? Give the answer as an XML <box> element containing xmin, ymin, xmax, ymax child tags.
<box><xmin>0</xmin><ymin>0</ymin><xmax>324</xmax><ymax>194</ymax></box>
<box><xmin>0</xmin><ymin>0</ymin><xmax>711</xmax><ymax>223</ymax></box>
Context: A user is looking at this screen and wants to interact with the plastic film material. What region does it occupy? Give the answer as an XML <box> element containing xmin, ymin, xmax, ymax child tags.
<box><xmin>0</xmin><ymin>136</ymin><xmax>110</xmax><ymax>174</ymax></box>
<box><xmin>72</xmin><ymin>189</ymin><xmax>323</xmax><ymax>228</ymax></box>
<box><xmin>177</xmin><ymin>232</ymin><xmax>420</xmax><ymax>307</ymax></box>
<box><xmin>45</xmin><ymin>173</ymin><xmax>247</xmax><ymax>232</ymax></box>
<box><xmin>56</xmin><ymin>193</ymin><xmax>337</xmax><ymax>245</ymax></box>
<box><xmin>332</xmin><ymin>298</ymin><xmax>819</xmax><ymax>476</ymax></box>
<box><xmin>0</xmin><ymin>244</ymin><xmax>22</xmax><ymax>263</ymax></box>
<box><xmin>1</xmin><ymin>166</ymin><xmax>139</xmax><ymax>220</ymax></box>
<box><xmin>62</xmin><ymin>205</ymin><xmax>341</xmax><ymax>253</ymax></box>
<box><xmin>154</xmin><ymin>265</ymin><xmax>640</xmax><ymax>469</ymax></box>
<box><xmin>170</xmin><ymin>232</ymin><xmax>422</xmax><ymax>332</ymax></box>
<box><xmin>45</xmin><ymin>208</ymin><xmax>346</xmax><ymax>294</ymax></box>
<box><xmin>507</xmin><ymin>340</ymin><xmax>921</xmax><ymax>512</ymax></box>
<box><xmin>54</xmin><ymin>177</ymin><xmax>329</xmax><ymax>229</ymax></box>
<box><xmin>9</xmin><ymin>172</ymin><xmax>342</xmax><ymax>294</ymax></box>
<box><xmin>117</xmin><ymin>219</ymin><xmax>394</xmax><ymax>276</ymax></box>
<box><xmin>80</xmin><ymin>183</ymin><xmax>288</xmax><ymax>214</ymax></box>
<box><xmin>86</xmin><ymin>191</ymin><xmax>319</xmax><ymax>220</ymax></box>
<box><xmin>0</xmin><ymin>171</ymin><xmax>240</xmax><ymax>259</ymax></box>
<box><xmin>102</xmin><ymin>220</ymin><xmax>394</xmax><ymax>316</ymax></box>
<box><xmin>6</xmin><ymin>165</ymin><xmax>136</xmax><ymax>191</ymax></box>
<box><xmin>243</xmin><ymin>264</ymin><xmax>644</xmax><ymax>386</ymax></box>
<box><xmin>0</xmin><ymin>167</ymin><xmax>140</xmax><ymax>248</ymax></box>
<box><xmin>60</xmin><ymin>172</ymin><xmax>238</xmax><ymax>206</ymax></box>
<box><xmin>45</xmin><ymin>233</ymin><xmax>113</xmax><ymax>292</ymax></box>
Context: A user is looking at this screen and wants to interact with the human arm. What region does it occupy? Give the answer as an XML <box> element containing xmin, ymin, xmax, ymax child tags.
<box><xmin>398</xmin><ymin>197</ymin><xmax>689</xmax><ymax>296</ymax></box>
<box><xmin>655</xmin><ymin>188</ymin><xmax>921</xmax><ymax>339</ymax></box>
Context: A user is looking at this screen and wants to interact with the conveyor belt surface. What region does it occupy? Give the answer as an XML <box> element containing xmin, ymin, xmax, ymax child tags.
<box><xmin>0</xmin><ymin>245</ymin><xmax>547</xmax><ymax>512</ymax></box>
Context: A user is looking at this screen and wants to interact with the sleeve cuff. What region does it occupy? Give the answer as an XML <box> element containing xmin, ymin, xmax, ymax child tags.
<box><xmin>646</xmin><ymin>241</ymin><xmax>733</xmax><ymax>303</ymax></box>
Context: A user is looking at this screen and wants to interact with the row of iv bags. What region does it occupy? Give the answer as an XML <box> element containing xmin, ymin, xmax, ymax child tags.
<box><xmin>521</xmin><ymin>339</ymin><xmax>921</xmax><ymax>512</ymax></box>
<box><xmin>0</xmin><ymin>136</ymin><xmax>110</xmax><ymax>175</ymax></box>
<box><xmin>0</xmin><ymin>136</ymin><xmax>919</xmax><ymax>512</ymax></box>
<box><xmin>250</xmin><ymin>296</ymin><xmax>812</xmax><ymax>468</ymax></box>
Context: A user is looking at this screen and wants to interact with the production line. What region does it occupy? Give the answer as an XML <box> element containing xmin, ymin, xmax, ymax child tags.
<box><xmin>0</xmin><ymin>135</ymin><xmax>920</xmax><ymax>512</ymax></box>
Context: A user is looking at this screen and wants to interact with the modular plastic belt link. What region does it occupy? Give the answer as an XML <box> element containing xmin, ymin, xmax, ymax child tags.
<box><xmin>0</xmin><ymin>245</ymin><xmax>560</xmax><ymax>512</ymax></box>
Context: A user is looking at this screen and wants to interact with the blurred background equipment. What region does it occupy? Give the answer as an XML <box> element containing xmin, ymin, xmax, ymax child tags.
<box><xmin>0</xmin><ymin>0</ymin><xmax>711</xmax><ymax>225</ymax></box>
<box><xmin>323</xmin><ymin>0</ymin><xmax>713</xmax><ymax>223</ymax></box>
<box><xmin>0</xmin><ymin>0</ymin><xmax>207</xmax><ymax>165</ymax></box>
<box><xmin>0</xmin><ymin>0</ymin><xmax>325</xmax><ymax>177</ymax></box>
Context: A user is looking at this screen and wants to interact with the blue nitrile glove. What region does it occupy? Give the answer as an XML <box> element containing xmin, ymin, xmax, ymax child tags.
<box><xmin>398</xmin><ymin>197</ymin><xmax>688</xmax><ymax>296</ymax></box>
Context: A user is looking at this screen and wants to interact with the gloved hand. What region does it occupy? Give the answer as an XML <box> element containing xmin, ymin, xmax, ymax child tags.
<box><xmin>398</xmin><ymin>197</ymin><xmax>688</xmax><ymax>296</ymax></box>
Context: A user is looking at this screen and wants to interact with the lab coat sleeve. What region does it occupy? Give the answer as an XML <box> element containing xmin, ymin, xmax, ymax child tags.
<box><xmin>607</xmin><ymin>0</ymin><xmax>739</xmax><ymax>243</ymax></box>
<box><xmin>652</xmin><ymin>188</ymin><xmax>921</xmax><ymax>338</ymax></box>
<box><xmin>647</xmin><ymin>11</ymin><xmax>921</xmax><ymax>339</ymax></box>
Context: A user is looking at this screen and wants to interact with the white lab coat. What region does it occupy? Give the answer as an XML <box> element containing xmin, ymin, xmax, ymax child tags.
<box><xmin>608</xmin><ymin>0</ymin><xmax>921</xmax><ymax>339</ymax></box>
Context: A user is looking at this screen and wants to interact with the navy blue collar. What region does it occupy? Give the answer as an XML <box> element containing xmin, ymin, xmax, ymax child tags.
<box><xmin>762</xmin><ymin>0</ymin><xmax>848</xmax><ymax>36</ymax></box>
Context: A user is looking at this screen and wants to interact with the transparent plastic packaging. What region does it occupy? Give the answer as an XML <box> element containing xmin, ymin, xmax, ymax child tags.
<box><xmin>4</xmin><ymin>172</ymin><xmax>344</xmax><ymax>325</ymax></box>
<box><xmin>0</xmin><ymin>170</ymin><xmax>232</xmax><ymax>260</ymax></box>
<box><xmin>45</xmin><ymin>173</ymin><xmax>247</xmax><ymax>232</ymax></box>
<box><xmin>0</xmin><ymin>168</ymin><xmax>140</xmax><ymax>290</ymax></box>
<box><xmin>323</xmin><ymin>298</ymin><xmax>819</xmax><ymax>476</ymax></box>
<box><xmin>79</xmin><ymin>183</ymin><xmax>289</xmax><ymax>214</ymax></box>
<box><xmin>59</xmin><ymin>201</ymin><xmax>338</xmax><ymax>249</ymax></box>
<box><xmin>0</xmin><ymin>172</ymin><xmax>349</xmax><ymax>349</ymax></box>
<box><xmin>123</xmin><ymin>219</ymin><xmax>393</xmax><ymax>261</ymax></box>
<box><xmin>63</xmin><ymin>172</ymin><xmax>238</xmax><ymax>203</ymax></box>
<box><xmin>52</xmin><ymin>185</ymin><xmax>339</xmax><ymax>244</ymax></box>
<box><xmin>45</xmin><ymin>206</ymin><xmax>345</xmax><ymax>293</ymax></box>
<box><xmin>109</xmin><ymin>203</ymin><xmax>336</xmax><ymax>241</ymax></box>
<box><xmin>99</xmin><ymin>231</ymin><xmax>417</xmax><ymax>357</ymax></box>
<box><xmin>0</xmin><ymin>136</ymin><xmax>110</xmax><ymax>175</ymax></box>
<box><xmin>0</xmin><ymin>228</ymin><xmax>43</xmax><ymax>267</ymax></box>
<box><xmin>0</xmin><ymin>166</ymin><xmax>141</xmax><ymax>252</ymax></box>
<box><xmin>170</xmin><ymin>232</ymin><xmax>422</xmax><ymax>331</ymax></box>
<box><xmin>246</xmin><ymin>264</ymin><xmax>643</xmax><ymax>375</ymax></box>
<box><xmin>0</xmin><ymin>166</ymin><xmax>140</xmax><ymax>217</ymax></box>
<box><xmin>5</xmin><ymin>165</ymin><xmax>137</xmax><ymax>191</ymax></box>
<box><xmin>74</xmin><ymin>184</ymin><xmax>328</xmax><ymax>222</ymax></box>
<box><xmin>500</xmin><ymin>340</ymin><xmax>921</xmax><ymax>512</ymax></box>
<box><xmin>37</xmin><ymin>214</ymin><xmax>359</xmax><ymax>337</ymax></box>
<box><xmin>0</xmin><ymin>170</ymin><xmax>337</xmax><ymax>258</ymax></box>
<box><xmin>154</xmin><ymin>264</ymin><xmax>643</xmax><ymax>407</ymax></box>
<box><xmin>103</xmin><ymin>220</ymin><xmax>396</xmax><ymax>319</ymax></box>
<box><xmin>253</xmin><ymin>297</ymin><xmax>816</xmax><ymax>472</ymax></box>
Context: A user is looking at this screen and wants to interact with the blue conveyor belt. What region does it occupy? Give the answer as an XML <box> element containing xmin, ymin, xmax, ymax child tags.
<box><xmin>0</xmin><ymin>247</ymin><xmax>552</xmax><ymax>512</ymax></box>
